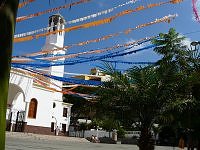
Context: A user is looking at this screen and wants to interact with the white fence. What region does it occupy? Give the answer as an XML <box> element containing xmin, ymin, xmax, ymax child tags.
<box><xmin>125</xmin><ymin>131</ymin><xmax>141</xmax><ymax>138</ymax></box>
<box><xmin>69</xmin><ymin>129</ymin><xmax>112</xmax><ymax>138</ymax></box>
<box><xmin>69</xmin><ymin>129</ymin><xmax>141</xmax><ymax>139</ymax></box>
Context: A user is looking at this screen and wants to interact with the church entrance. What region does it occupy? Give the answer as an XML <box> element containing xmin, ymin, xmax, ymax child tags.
<box><xmin>14</xmin><ymin>111</ymin><xmax>26</xmax><ymax>132</ymax></box>
<box><xmin>6</xmin><ymin>111</ymin><xmax>26</xmax><ymax>132</ymax></box>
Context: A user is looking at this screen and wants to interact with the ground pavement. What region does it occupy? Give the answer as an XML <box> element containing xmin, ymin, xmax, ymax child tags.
<box><xmin>6</xmin><ymin>132</ymin><xmax>186</xmax><ymax>150</ymax></box>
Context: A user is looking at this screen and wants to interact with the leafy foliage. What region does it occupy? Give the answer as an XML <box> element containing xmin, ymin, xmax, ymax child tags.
<box><xmin>96</xmin><ymin>28</ymin><xmax>200</xmax><ymax>149</ymax></box>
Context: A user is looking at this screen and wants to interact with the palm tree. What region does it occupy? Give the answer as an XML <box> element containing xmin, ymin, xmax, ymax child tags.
<box><xmin>0</xmin><ymin>0</ymin><xmax>19</xmax><ymax>149</ymax></box>
<box><xmin>153</xmin><ymin>28</ymin><xmax>188</xmax><ymax>68</ymax></box>
<box><xmin>153</xmin><ymin>28</ymin><xmax>200</xmax><ymax>149</ymax></box>
<box><xmin>98</xmin><ymin>63</ymin><xmax>178</xmax><ymax>150</ymax></box>
<box><xmin>128</xmin><ymin>66</ymin><xmax>178</xmax><ymax>150</ymax></box>
<box><xmin>97</xmin><ymin>29</ymin><xmax>191</xmax><ymax>150</ymax></box>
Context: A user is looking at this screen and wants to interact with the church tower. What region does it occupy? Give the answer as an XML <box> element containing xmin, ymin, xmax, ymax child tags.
<box><xmin>45</xmin><ymin>14</ymin><xmax>65</xmax><ymax>49</ymax></box>
<box><xmin>42</xmin><ymin>14</ymin><xmax>66</xmax><ymax>94</ymax></box>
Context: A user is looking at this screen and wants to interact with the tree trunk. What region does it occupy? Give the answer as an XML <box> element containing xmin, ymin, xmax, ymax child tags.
<box><xmin>0</xmin><ymin>0</ymin><xmax>19</xmax><ymax>149</ymax></box>
<box><xmin>138</xmin><ymin>127</ymin><xmax>155</xmax><ymax>150</ymax></box>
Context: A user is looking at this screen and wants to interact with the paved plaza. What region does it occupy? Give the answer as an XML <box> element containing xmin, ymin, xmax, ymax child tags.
<box><xmin>6</xmin><ymin>132</ymin><xmax>184</xmax><ymax>150</ymax></box>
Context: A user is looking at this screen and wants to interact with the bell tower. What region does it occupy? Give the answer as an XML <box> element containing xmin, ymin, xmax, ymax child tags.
<box><xmin>45</xmin><ymin>14</ymin><xmax>65</xmax><ymax>48</ymax></box>
<box><xmin>42</xmin><ymin>14</ymin><xmax>66</xmax><ymax>94</ymax></box>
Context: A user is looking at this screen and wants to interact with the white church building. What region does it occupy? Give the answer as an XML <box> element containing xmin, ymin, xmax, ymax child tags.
<box><xmin>6</xmin><ymin>14</ymin><xmax>73</xmax><ymax>135</ymax></box>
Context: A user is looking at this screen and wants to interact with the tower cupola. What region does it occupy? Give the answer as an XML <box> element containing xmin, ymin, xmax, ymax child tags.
<box><xmin>45</xmin><ymin>14</ymin><xmax>66</xmax><ymax>49</ymax></box>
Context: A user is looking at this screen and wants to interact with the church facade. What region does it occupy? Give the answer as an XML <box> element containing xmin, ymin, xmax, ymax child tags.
<box><xmin>6</xmin><ymin>14</ymin><xmax>72</xmax><ymax>135</ymax></box>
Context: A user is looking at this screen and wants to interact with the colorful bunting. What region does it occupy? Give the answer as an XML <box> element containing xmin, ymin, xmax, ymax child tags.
<box><xmin>12</xmin><ymin>44</ymin><xmax>156</xmax><ymax>68</ymax></box>
<box><xmin>30</xmin><ymin>14</ymin><xmax>176</xmax><ymax>61</ymax></box>
<box><xmin>21</xmin><ymin>67</ymin><xmax>102</xmax><ymax>86</ymax></box>
<box><xmin>192</xmin><ymin>0</ymin><xmax>200</xmax><ymax>22</ymax></box>
<box><xmin>13</xmin><ymin>13</ymin><xmax>177</xmax><ymax>58</ymax></box>
<box><xmin>15</xmin><ymin>11</ymin><xmax>175</xmax><ymax>59</ymax></box>
<box><xmin>16</xmin><ymin>0</ymin><xmax>91</xmax><ymax>22</ymax></box>
<box><xmin>13</xmin><ymin>36</ymin><xmax>155</xmax><ymax>63</ymax></box>
<box><xmin>14</xmin><ymin>0</ymin><xmax>182</xmax><ymax>43</ymax></box>
<box><xmin>15</xmin><ymin>0</ymin><xmax>138</xmax><ymax>38</ymax></box>
<box><xmin>13</xmin><ymin>0</ymin><xmax>184</xmax><ymax>88</ymax></box>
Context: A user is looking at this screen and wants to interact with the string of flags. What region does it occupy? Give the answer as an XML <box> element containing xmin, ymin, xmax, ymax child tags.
<box><xmin>12</xmin><ymin>44</ymin><xmax>156</xmax><ymax>68</ymax></box>
<box><xmin>15</xmin><ymin>33</ymin><xmax>151</xmax><ymax>58</ymax></box>
<box><xmin>43</xmin><ymin>37</ymin><xmax>153</xmax><ymax>61</ymax></box>
<box><xmin>192</xmin><ymin>0</ymin><xmax>200</xmax><ymax>22</ymax></box>
<box><xmin>13</xmin><ymin>35</ymin><xmax>155</xmax><ymax>63</ymax></box>
<box><xmin>13</xmin><ymin>0</ymin><xmax>185</xmax><ymax>88</ymax></box>
<box><xmin>11</xmin><ymin>44</ymin><xmax>155</xmax><ymax>91</ymax></box>
<box><xmin>14</xmin><ymin>0</ymin><xmax>182</xmax><ymax>43</ymax></box>
<box><xmin>14</xmin><ymin>14</ymin><xmax>177</xmax><ymax>62</ymax></box>
<box><xmin>67</xmin><ymin>0</ymin><xmax>137</xmax><ymax>24</ymax></box>
<box><xmin>21</xmin><ymin>67</ymin><xmax>102</xmax><ymax>86</ymax></box>
<box><xmin>16</xmin><ymin>0</ymin><xmax>91</xmax><ymax>22</ymax></box>
<box><xmin>14</xmin><ymin>62</ymin><xmax>100</xmax><ymax>96</ymax></box>
<box><xmin>15</xmin><ymin>0</ymin><xmax>138</xmax><ymax>38</ymax></box>
<box><xmin>44</xmin><ymin>14</ymin><xmax>177</xmax><ymax>61</ymax></box>
<box><xmin>13</xmin><ymin>14</ymin><xmax>176</xmax><ymax>63</ymax></box>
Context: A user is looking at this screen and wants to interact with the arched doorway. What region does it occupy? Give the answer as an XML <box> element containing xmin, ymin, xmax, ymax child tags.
<box><xmin>7</xmin><ymin>83</ymin><xmax>26</xmax><ymax>131</ymax></box>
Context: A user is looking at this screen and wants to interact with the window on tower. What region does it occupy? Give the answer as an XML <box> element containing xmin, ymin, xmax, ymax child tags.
<box><xmin>53</xmin><ymin>26</ymin><xmax>56</xmax><ymax>32</ymax></box>
<box><xmin>60</xmin><ymin>19</ymin><xmax>64</xmax><ymax>24</ymax></box>
<box><xmin>52</xmin><ymin>16</ymin><xmax>59</xmax><ymax>32</ymax></box>
<box><xmin>49</xmin><ymin>18</ymin><xmax>52</xmax><ymax>26</ymax></box>
<box><xmin>53</xmin><ymin>16</ymin><xmax>59</xmax><ymax>25</ymax></box>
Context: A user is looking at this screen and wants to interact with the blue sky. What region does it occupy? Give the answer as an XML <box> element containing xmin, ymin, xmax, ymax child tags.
<box><xmin>14</xmin><ymin>0</ymin><xmax>200</xmax><ymax>74</ymax></box>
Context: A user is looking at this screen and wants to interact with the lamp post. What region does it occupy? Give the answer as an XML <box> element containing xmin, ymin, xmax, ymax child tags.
<box><xmin>190</xmin><ymin>41</ymin><xmax>200</xmax><ymax>52</ymax></box>
<box><xmin>96</xmin><ymin>126</ymin><xmax>99</xmax><ymax>138</ymax></box>
<box><xmin>190</xmin><ymin>41</ymin><xmax>200</xmax><ymax>69</ymax></box>
<box><xmin>186</xmin><ymin>41</ymin><xmax>200</xmax><ymax>149</ymax></box>
<box><xmin>190</xmin><ymin>41</ymin><xmax>200</xmax><ymax>47</ymax></box>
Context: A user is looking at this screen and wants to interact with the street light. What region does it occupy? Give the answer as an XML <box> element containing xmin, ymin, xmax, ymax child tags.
<box><xmin>186</xmin><ymin>41</ymin><xmax>200</xmax><ymax>148</ymax></box>
<box><xmin>190</xmin><ymin>41</ymin><xmax>200</xmax><ymax>59</ymax></box>
<box><xmin>190</xmin><ymin>41</ymin><xmax>200</xmax><ymax>47</ymax></box>
<box><xmin>190</xmin><ymin>41</ymin><xmax>200</xmax><ymax>51</ymax></box>
<box><xmin>96</xmin><ymin>126</ymin><xmax>99</xmax><ymax>138</ymax></box>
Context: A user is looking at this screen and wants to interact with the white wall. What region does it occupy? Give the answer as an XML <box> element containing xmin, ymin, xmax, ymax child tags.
<box><xmin>52</xmin><ymin>102</ymin><xmax>72</xmax><ymax>131</ymax></box>
<box><xmin>27</xmin><ymin>87</ymin><xmax>54</xmax><ymax>127</ymax></box>
<box><xmin>27</xmin><ymin>86</ymin><xmax>71</xmax><ymax>131</ymax></box>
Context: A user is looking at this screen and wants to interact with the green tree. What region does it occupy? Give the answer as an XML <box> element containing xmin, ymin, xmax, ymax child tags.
<box><xmin>64</xmin><ymin>86</ymin><xmax>98</xmax><ymax>124</ymax></box>
<box><xmin>97</xmin><ymin>29</ymin><xmax>190</xmax><ymax>150</ymax></box>
<box><xmin>98</xmin><ymin>64</ymin><xmax>175</xmax><ymax>150</ymax></box>
<box><xmin>153</xmin><ymin>28</ymin><xmax>188</xmax><ymax>70</ymax></box>
<box><xmin>154</xmin><ymin>28</ymin><xmax>200</xmax><ymax>148</ymax></box>
<box><xmin>0</xmin><ymin>0</ymin><xmax>19</xmax><ymax>149</ymax></box>
<box><xmin>64</xmin><ymin>94</ymin><xmax>95</xmax><ymax>124</ymax></box>
<box><xmin>101</xmin><ymin>118</ymin><xmax>119</xmax><ymax>138</ymax></box>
